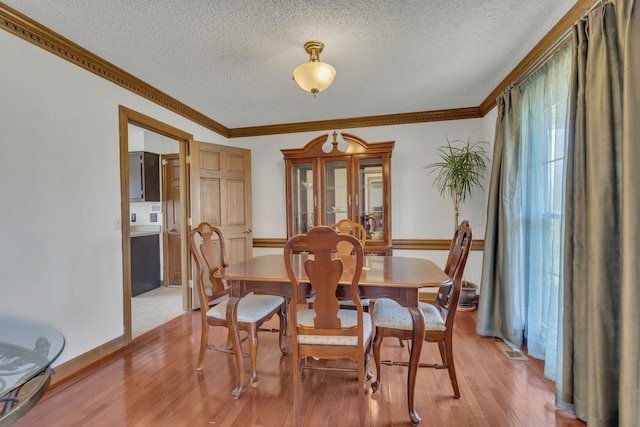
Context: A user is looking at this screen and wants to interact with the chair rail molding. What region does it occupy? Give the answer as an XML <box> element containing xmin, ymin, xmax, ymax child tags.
<box><xmin>253</xmin><ymin>238</ymin><xmax>483</xmax><ymax>251</ymax></box>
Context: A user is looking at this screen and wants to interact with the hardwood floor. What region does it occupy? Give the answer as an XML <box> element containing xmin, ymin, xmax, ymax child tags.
<box><xmin>14</xmin><ymin>310</ymin><xmax>586</xmax><ymax>426</ymax></box>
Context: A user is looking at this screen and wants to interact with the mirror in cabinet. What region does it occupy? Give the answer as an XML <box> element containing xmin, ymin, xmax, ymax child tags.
<box><xmin>282</xmin><ymin>132</ymin><xmax>394</xmax><ymax>254</ymax></box>
<box><xmin>291</xmin><ymin>161</ymin><xmax>315</xmax><ymax>234</ymax></box>
<box><xmin>359</xmin><ymin>158</ymin><xmax>384</xmax><ymax>241</ymax></box>
<box><xmin>322</xmin><ymin>157</ymin><xmax>349</xmax><ymax>226</ymax></box>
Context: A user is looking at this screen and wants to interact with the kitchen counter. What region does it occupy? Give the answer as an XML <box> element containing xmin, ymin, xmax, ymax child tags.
<box><xmin>130</xmin><ymin>225</ymin><xmax>161</xmax><ymax>238</ymax></box>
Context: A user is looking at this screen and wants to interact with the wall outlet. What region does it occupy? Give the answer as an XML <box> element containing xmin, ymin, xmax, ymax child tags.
<box><xmin>150</xmin><ymin>213</ymin><xmax>158</xmax><ymax>222</ymax></box>
<box><xmin>131</xmin><ymin>213</ymin><xmax>136</xmax><ymax>222</ymax></box>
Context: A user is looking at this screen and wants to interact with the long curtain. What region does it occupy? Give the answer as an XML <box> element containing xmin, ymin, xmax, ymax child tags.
<box><xmin>562</xmin><ymin>1</ymin><xmax>640</xmax><ymax>425</ymax></box>
<box><xmin>476</xmin><ymin>43</ymin><xmax>571</xmax><ymax>379</ymax></box>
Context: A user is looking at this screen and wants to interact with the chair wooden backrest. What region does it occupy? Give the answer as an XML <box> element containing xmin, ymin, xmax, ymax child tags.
<box><xmin>436</xmin><ymin>220</ymin><xmax>472</xmax><ymax>325</ymax></box>
<box><xmin>284</xmin><ymin>226</ymin><xmax>365</xmax><ymax>337</ymax></box>
<box><xmin>284</xmin><ymin>225</ymin><xmax>368</xmax><ymax>426</ymax></box>
<box><xmin>330</xmin><ymin>218</ymin><xmax>367</xmax><ymax>256</ymax></box>
<box><xmin>190</xmin><ymin>222</ymin><xmax>229</xmax><ymax>307</ymax></box>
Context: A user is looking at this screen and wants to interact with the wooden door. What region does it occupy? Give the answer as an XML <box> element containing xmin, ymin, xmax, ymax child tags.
<box><xmin>189</xmin><ymin>141</ymin><xmax>252</xmax><ymax>307</ymax></box>
<box><xmin>162</xmin><ymin>154</ymin><xmax>182</xmax><ymax>286</ymax></box>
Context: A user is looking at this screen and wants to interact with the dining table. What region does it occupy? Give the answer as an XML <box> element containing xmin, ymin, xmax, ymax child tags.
<box><xmin>217</xmin><ymin>253</ymin><xmax>450</xmax><ymax>424</ymax></box>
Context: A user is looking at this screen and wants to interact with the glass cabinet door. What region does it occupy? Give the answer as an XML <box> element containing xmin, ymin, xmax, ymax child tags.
<box><xmin>358</xmin><ymin>157</ymin><xmax>384</xmax><ymax>241</ymax></box>
<box><xmin>282</xmin><ymin>132</ymin><xmax>394</xmax><ymax>253</ymax></box>
<box><xmin>322</xmin><ymin>158</ymin><xmax>349</xmax><ymax>226</ymax></box>
<box><xmin>291</xmin><ymin>161</ymin><xmax>315</xmax><ymax>235</ymax></box>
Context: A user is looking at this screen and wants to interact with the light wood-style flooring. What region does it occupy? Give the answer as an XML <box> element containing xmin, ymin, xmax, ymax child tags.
<box><xmin>14</xmin><ymin>310</ymin><xmax>586</xmax><ymax>426</ymax></box>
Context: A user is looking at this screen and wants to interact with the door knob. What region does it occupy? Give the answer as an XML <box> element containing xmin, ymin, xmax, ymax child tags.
<box><xmin>243</xmin><ymin>228</ymin><xmax>253</xmax><ymax>233</ymax></box>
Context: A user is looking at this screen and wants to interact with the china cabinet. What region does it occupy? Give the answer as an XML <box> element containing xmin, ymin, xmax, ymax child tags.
<box><xmin>282</xmin><ymin>132</ymin><xmax>394</xmax><ymax>254</ymax></box>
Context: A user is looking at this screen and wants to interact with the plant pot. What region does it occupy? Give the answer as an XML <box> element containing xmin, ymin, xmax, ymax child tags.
<box><xmin>459</xmin><ymin>281</ymin><xmax>478</xmax><ymax>310</ymax></box>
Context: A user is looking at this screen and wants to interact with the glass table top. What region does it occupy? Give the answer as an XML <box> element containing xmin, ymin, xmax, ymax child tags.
<box><xmin>0</xmin><ymin>316</ymin><xmax>65</xmax><ymax>397</ymax></box>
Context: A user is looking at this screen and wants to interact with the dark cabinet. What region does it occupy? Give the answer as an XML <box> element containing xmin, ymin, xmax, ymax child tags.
<box><xmin>130</xmin><ymin>234</ymin><xmax>161</xmax><ymax>296</ymax></box>
<box><xmin>129</xmin><ymin>151</ymin><xmax>160</xmax><ymax>202</ymax></box>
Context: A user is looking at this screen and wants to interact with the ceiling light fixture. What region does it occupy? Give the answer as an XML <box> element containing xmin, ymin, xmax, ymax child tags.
<box><xmin>292</xmin><ymin>41</ymin><xmax>336</xmax><ymax>97</ymax></box>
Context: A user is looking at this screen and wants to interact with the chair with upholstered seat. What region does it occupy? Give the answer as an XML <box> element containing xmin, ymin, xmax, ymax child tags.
<box><xmin>330</xmin><ymin>218</ymin><xmax>367</xmax><ymax>256</ymax></box>
<box><xmin>331</xmin><ymin>219</ymin><xmax>371</xmax><ymax>310</ymax></box>
<box><xmin>418</xmin><ymin>221</ymin><xmax>467</xmax><ymax>303</ymax></box>
<box><xmin>284</xmin><ymin>226</ymin><xmax>372</xmax><ymax>427</ymax></box>
<box><xmin>371</xmin><ymin>220</ymin><xmax>472</xmax><ymax>399</ymax></box>
<box><xmin>190</xmin><ymin>222</ymin><xmax>286</xmax><ymax>387</ymax></box>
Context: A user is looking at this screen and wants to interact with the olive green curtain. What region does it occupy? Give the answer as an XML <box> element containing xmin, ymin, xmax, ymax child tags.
<box><xmin>476</xmin><ymin>47</ymin><xmax>571</xmax><ymax>375</ymax></box>
<box><xmin>562</xmin><ymin>1</ymin><xmax>640</xmax><ymax>425</ymax></box>
<box><xmin>476</xmin><ymin>90</ymin><xmax>525</xmax><ymax>350</ymax></box>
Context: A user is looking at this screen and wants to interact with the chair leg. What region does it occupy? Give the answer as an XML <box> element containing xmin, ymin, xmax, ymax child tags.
<box><xmin>225</xmin><ymin>330</ymin><xmax>233</xmax><ymax>349</ymax></box>
<box><xmin>365</xmin><ymin>338</ymin><xmax>373</xmax><ymax>380</ymax></box>
<box><xmin>278</xmin><ymin>303</ymin><xmax>287</xmax><ymax>354</ymax></box>
<box><xmin>443</xmin><ymin>339</ymin><xmax>460</xmax><ymax>398</ymax></box>
<box><xmin>293</xmin><ymin>358</ymin><xmax>303</xmax><ymax>427</ymax></box>
<box><xmin>247</xmin><ymin>324</ymin><xmax>260</xmax><ymax>387</ymax></box>
<box><xmin>358</xmin><ymin>356</ymin><xmax>366</xmax><ymax>426</ymax></box>
<box><xmin>196</xmin><ymin>321</ymin><xmax>209</xmax><ymax>371</ymax></box>
<box><xmin>437</xmin><ymin>340</ymin><xmax>447</xmax><ymax>364</ymax></box>
<box><xmin>371</xmin><ymin>327</ymin><xmax>383</xmax><ymax>392</ymax></box>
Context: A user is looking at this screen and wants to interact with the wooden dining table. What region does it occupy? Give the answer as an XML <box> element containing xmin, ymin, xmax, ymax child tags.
<box><xmin>216</xmin><ymin>253</ymin><xmax>450</xmax><ymax>425</ymax></box>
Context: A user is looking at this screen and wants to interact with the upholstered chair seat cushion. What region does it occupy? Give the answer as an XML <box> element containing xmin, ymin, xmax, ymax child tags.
<box><xmin>373</xmin><ymin>298</ymin><xmax>446</xmax><ymax>331</ymax></box>
<box><xmin>207</xmin><ymin>294</ymin><xmax>284</xmax><ymax>323</ymax></box>
<box><xmin>296</xmin><ymin>309</ymin><xmax>372</xmax><ymax>345</ymax></box>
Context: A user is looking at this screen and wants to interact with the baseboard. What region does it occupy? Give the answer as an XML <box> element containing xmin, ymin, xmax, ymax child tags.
<box><xmin>46</xmin><ymin>335</ymin><xmax>127</xmax><ymax>397</ymax></box>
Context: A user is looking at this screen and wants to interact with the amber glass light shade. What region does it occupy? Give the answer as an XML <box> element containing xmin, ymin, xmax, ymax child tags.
<box><xmin>292</xmin><ymin>41</ymin><xmax>336</xmax><ymax>96</ymax></box>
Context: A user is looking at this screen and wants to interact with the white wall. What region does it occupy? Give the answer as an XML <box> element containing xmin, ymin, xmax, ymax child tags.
<box><xmin>0</xmin><ymin>30</ymin><xmax>225</xmax><ymax>365</ymax></box>
<box><xmin>233</xmin><ymin>115</ymin><xmax>497</xmax><ymax>287</ymax></box>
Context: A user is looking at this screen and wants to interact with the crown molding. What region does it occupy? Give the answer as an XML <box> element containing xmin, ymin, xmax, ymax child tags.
<box><xmin>2</xmin><ymin>0</ymin><xmax>599</xmax><ymax>138</ymax></box>
<box><xmin>0</xmin><ymin>2</ymin><xmax>229</xmax><ymax>137</ymax></box>
<box><xmin>227</xmin><ymin>107</ymin><xmax>482</xmax><ymax>138</ymax></box>
<box><xmin>479</xmin><ymin>0</ymin><xmax>599</xmax><ymax>115</ymax></box>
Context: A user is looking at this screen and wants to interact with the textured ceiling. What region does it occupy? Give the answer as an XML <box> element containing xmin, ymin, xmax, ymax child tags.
<box><xmin>4</xmin><ymin>0</ymin><xmax>579</xmax><ymax>129</ymax></box>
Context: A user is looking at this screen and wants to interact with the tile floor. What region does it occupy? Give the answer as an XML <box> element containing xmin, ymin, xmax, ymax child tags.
<box><xmin>131</xmin><ymin>285</ymin><xmax>184</xmax><ymax>338</ymax></box>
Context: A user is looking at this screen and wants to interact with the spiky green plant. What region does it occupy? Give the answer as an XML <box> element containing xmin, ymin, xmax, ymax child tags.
<box><xmin>424</xmin><ymin>136</ymin><xmax>489</xmax><ymax>229</ymax></box>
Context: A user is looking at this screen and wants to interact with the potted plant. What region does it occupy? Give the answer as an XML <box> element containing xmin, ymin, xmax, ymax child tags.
<box><xmin>424</xmin><ymin>134</ymin><xmax>489</xmax><ymax>308</ymax></box>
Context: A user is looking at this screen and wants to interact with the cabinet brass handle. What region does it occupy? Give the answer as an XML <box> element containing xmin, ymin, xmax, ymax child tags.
<box><xmin>348</xmin><ymin>194</ymin><xmax>352</xmax><ymax>207</ymax></box>
<box><xmin>314</xmin><ymin>195</ymin><xmax>317</xmax><ymax>207</ymax></box>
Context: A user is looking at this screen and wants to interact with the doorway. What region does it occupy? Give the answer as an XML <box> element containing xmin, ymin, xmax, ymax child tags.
<box><xmin>128</xmin><ymin>127</ymin><xmax>182</xmax><ymax>338</ymax></box>
<box><xmin>119</xmin><ymin>106</ymin><xmax>193</xmax><ymax>343</ymax></box>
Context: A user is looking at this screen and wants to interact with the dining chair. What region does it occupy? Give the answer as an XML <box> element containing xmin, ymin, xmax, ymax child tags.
<box><xmin>306</xmin><ymin>219</ymin><xmax>366</xmax><ymax>308</ymax></box>
<box><xmin>371</xmin><ymin>220</ymin><xmax>472</xmax><ymax>399</ymax></box>
<box><xmin>190</xmin><ymin>222</ymin><xmax>286</xmax><ymax>387</ymax></box>
<box><xmin>308</xmin><ymin>219</ymin><xmax>370</xmax><ymax>311</ymax></box>
<box><xmin>328</xmin><ymin>218</ymin><xmax>402</xmax><ymax>349</ymax></box>
<box><xmin>330</xmin><ymin>218</ymin><xmax>367</xmax><ymax>256</ymax></box>
<box><xmin>419</xmin><ymin>220</ymin><xmax>469</xmax><ymax>303</ymax></box>
<box><xmin>284</xmin><ymin>226</ymin><xmax>372</xmax><ymax>427</ymax></box>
